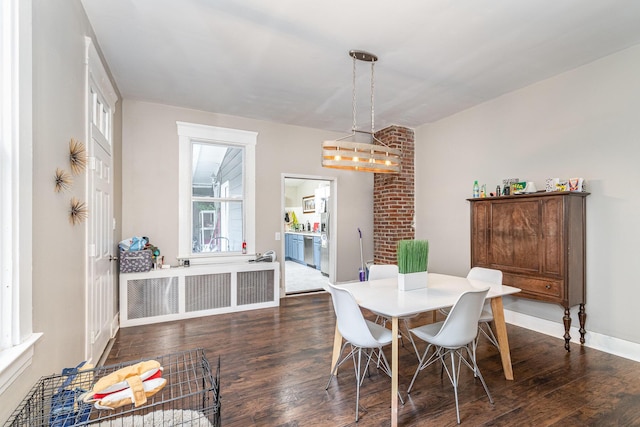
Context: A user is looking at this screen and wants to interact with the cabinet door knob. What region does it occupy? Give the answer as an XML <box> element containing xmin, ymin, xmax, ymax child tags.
<box><xmin>545</xmin><ymin>285</ymin><xmax>551</xmax><ymax>289</ymax></box>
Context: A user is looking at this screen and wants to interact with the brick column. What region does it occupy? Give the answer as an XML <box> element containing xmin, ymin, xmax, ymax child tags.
<box><xmin>373</xmin><ymin>126</ymin><xmax>415</xmax><ymax>264</ymax></box>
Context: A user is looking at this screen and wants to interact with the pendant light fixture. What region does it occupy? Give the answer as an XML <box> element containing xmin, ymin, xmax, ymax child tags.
<box><xmin>322</xmin><ymin>50</ymin><xmax>401</xmax><ymax>173</ymax></box>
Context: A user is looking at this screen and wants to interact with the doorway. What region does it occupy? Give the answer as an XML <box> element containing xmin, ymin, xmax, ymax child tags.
<box><xmin>283</xmin><ymin>176</ymin><xmax>334</xmax><ymax>294</ymax></box>
<box><xmin>85</xmin><ymin>37</ymin><xmax>117</xmax><ymax>363</ymax></box>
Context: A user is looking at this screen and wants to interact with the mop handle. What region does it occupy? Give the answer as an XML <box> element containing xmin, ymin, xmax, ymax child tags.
<box><xmin>357</xmin><ymin>228</ymin><xmax>365</xmax><ymax>281</ymax></box>
<box><xmin>357</xmin><ymin>228</ymin><xmax>364</xmax><ymax>269</ymax></box>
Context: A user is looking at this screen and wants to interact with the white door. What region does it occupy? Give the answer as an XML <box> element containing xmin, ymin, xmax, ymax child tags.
<box><xmin>87</xmin><ymin>134</ymin><xmax>113</xmax><ymax>362</ymax></box>
<box><xmin>85</xmin><ymin>37</ymin><xmax>117</xmax><ymax>363</ymax></box>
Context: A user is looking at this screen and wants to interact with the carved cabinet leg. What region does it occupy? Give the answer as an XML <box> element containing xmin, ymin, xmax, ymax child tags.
<box><xmin>578</xmin><ymin>303</ymin><xmax>586</xmax><ymax>345</ymax></box>
<box><xmin>563</xmin><ymin>306</ymin><xmax>571</xmax><ymax>351</ymax></box>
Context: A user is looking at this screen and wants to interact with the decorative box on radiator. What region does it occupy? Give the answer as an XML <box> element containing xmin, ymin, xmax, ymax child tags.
<box><xmin>119</xmin><ymin>262</ymin><xmax>280</xmax><ymax>327</ymax></box>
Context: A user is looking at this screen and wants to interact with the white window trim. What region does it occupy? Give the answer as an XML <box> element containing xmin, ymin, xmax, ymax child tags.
<box><xmin>177</xmin><ymin>122</ymin><xmax>257</xmax><ymax>264</ymax></box>
<box><xmin>0</xmin><ymin>0</ymin><xmax>42</xmax><ymax>394</ymax></box>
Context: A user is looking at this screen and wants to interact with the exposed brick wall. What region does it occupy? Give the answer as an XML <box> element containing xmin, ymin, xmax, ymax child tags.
<box><xmin>373</xmin><ymin>126</ymin><xmax>415</xmax><ymax>264</ymax></box>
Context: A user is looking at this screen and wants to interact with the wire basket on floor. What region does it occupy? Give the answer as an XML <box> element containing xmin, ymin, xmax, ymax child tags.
<box><xmin>5</xmin><ymin>348</ymin><xmax>220</xmax><ymax>426</ymax></box>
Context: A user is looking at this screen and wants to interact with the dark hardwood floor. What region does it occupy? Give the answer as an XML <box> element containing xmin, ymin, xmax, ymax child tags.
<box><xmin>105</xmin><ymin>292</ymin><xmax>640</xmax><ymax>426</ymax></box>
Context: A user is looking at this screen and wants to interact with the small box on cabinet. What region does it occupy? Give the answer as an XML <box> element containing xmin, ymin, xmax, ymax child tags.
<box><xmin>119</xmin><ymin>249</ymin><xmax>153</xmax><ymax>273</ymax></box>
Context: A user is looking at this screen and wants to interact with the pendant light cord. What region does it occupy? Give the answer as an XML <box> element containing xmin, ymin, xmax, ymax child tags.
<box><xmin>351</xmin><ymin>51</ymin><xmax>377</xmax><ymax>138</ymax></box>
<box><xmin>352</xmin><ymin>54</ymin><xmax>357</xmax><ymax>132</ymax></box>
<box><xmin>371</xmin><ymin>60</ymin><xmax>375</xmax><ymax>137</ymax></box>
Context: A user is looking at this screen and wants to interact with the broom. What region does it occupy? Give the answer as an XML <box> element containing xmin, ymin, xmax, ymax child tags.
<box><xmin>358</xmin><ymin>228</ymin><xmax>365</xmax><ymax>281</ymax></box>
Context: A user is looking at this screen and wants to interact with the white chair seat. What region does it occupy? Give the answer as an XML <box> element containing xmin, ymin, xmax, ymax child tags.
<box><xmin>366</xmin><ymin>320</ymin><xmax>393</xmax><ymax>344</ymax></box>
<box><xmin>479</xmin><ymin>309</ymin><xmax>493</xmax><ymax>323</ymax></box>
<box><xmin>409</xmin><ymin>321</ymin><xmax>445</xmax><ymax>345</ymax></box>
<box><xmin>412</xmin><ymin>318</ymin><xmax>482</xmax><ymax>349</ymax></box>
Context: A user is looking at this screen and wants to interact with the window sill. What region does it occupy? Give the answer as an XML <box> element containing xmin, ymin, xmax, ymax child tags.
<box><xmin>0</xmin><ymin>333</ymin><xmax>43</xmax><ymax>394</ymax></box>
<box><xmin>178</xmin><ymin>254</ymin><xmax>256</xmax><ymax>265</ymax></box>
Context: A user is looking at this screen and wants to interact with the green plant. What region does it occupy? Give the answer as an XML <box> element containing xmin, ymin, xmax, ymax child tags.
<box><xmin>397</xmin><ymin>240</ymin><xmax>429</xmax><ymax>274</ymax></box>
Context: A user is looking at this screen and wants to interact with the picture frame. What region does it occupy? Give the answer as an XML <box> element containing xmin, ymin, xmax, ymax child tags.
<box><xmin>569</xmin><ymin>177</ymin><xmax>584</xmax><ymax>192</ymax></box>
<box><xmin>302</xmin><ymin>195</ymin><xmax>315</xmax><ymax>213</ymax></box>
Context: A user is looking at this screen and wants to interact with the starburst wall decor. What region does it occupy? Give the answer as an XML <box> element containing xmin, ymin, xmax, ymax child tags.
<box><xmin>69</xmin><ymin>197</ymin><xmax>88</xmax><ymax>225</ymax></box>
<box><xmin>69</xmin><ymin>138</ymin><xmax>87</xmax><ymax>175</ymax></box>
<box><xmin>54</xmin><ymin>168</ymin><xmax>73</xmax><ymax>192</ymax></box>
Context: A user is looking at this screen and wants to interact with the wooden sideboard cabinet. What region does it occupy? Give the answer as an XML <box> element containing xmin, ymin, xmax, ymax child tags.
<box><xmin>468</xmin><ymin>191</ymin><xmax>589</xmax><ymax>351</ymax></box>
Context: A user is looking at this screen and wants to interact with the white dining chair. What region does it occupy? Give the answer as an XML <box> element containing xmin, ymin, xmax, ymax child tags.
<box><xmin>467</xmin><ymin>267</ymin><xmax>502</xmax><ymax>352</ymax></box>
<box><xmin>325</xmin><ymin>282</ymin><xmax>403</xmax><ymax>422</ymax></box>
<box><xmin>407</xmin><ymin>288</ymin><xmax>493</xmax><ymax>424</ymax></box>
<box><xmin>439</xmin><ymin>267</ymin><xmax>502</xmax><ymax>362</ymax></box>
<box><xmin>367</xmin><ymin>264</ymin><xmax>421</xmax><ymax>361</ymax></box>
<box><xmin>367</xmin><ymin>264</ymin><xmax>398</xmax><ymax>282</ymax></box>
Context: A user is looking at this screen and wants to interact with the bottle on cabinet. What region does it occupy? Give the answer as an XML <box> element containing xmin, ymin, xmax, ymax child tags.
<box><xmin>473</xmin><ymin>180</ymin><xmax>480</xmax><ymax>198</ymax></box>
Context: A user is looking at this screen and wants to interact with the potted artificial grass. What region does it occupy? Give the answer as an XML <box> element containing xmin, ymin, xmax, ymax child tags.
<box><xmin>397</xmin><ymin>239</ymin><xmax>429</xmax><ymax>291</ymax></box>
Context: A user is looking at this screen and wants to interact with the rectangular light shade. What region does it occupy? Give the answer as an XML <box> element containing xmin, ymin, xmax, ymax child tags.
<box><xmin>322</xmin><ymin>140</ymin><xmax>401</xmax><ymax>173</ymax></box>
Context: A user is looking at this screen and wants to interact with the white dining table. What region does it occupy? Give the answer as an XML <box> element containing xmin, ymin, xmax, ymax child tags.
<box><xmin>329</xmin><ymin>273</ymin><xmax>521</xmax><ymax>427</ymax></box>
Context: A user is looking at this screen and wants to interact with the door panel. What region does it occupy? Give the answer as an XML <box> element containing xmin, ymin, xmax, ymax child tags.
<box><xmin>470</xmin><ymin>202</ymin><xmax>490</xmax><ymax>265</ymax></box>
<box><xmin>491</xmin><ymin>200</ymin><xmax>540</xmax><ymax>272</ymax></box>
<box><xmin>87</xmin><ymin>125</ymin><xmax>113</xmax><ymax>362</ymax></box>
<box><xmin>541</xmin><ymin>196</ymin><xmax>564</xmax><ymax>276</ymax></box>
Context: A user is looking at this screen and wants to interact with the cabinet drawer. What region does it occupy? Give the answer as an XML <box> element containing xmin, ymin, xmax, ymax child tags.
<box><xmin>503</xmin><ymin>273</ymin><xmax>563</xmax><ymax>300</ymax></box>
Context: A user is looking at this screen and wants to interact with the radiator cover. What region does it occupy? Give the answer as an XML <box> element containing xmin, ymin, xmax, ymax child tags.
<box><xmin>120</xmin><ymin>262</ymin><xmax>280</xmax><ymax>326</ymax></box>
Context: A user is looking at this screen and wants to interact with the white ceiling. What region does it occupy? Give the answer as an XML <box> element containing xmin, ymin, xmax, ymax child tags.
<box><xmin>81</xmin><ymin>0</ymin><xmax>640</xmax><ymax>133</ymax></box>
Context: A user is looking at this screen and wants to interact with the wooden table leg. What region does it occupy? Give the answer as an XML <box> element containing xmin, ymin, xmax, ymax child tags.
<box><xmin>578</xmin><ymin>303</ymin><xmax>586</xmax><ymax>345</ymax></box>
<box><xmin>391</xmin><ymin>317</ymin><xmax>398</xmax><ymax>427</ymax></box>
<box><xmin>563</xmin><ymin>306</ymin><xmax>572</xmax><ymax>351</ymax></box>
<box><xmin>490</xmin><ymin>297</ymin><xmax>514</xmax><ymax>380</ymax></box>
<box><xmin>331</xmin><ymin>324</ymin><xmax>342</xmax><ymax>375</ymax></box>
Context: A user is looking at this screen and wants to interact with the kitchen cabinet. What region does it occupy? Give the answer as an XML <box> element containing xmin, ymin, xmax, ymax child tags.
<box><xmin>314</xmin><ymin>236</ymin><xmax>321</xmax><ymax>270</ymax></box>
<box><xmin>285</xmin><ymin>233</ymin><xmax>321</xmax><ymax>267</ymax></box>
<box><xmin>284</xmin><ymin>233</ymin><xmax>305</xmax><ymax>264</ymax></box>
<box><xmin>285</xmin><ymin>233</ymin><xmax>293</xmax><ymax>260</ymax></box>
<box><xmin>296</xmin><ymin>235</ymin><xmax>304</xmax><ymax>263</ymax></box>
<box><xmin>468</xmin><ymin>191</ymin><xmax>589</xmax><ymax>351</ymax></box>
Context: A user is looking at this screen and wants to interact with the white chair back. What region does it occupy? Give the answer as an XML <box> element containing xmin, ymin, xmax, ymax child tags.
<box><xmin>327</xmin><ymin>283</ymin><xmax>384</xmax><ymax>348</ymax></box>
<box><xmin>368</xmin><ymin>264</ymin><xmax>398</xmax><ymax>281</ymax></box>
<box><xmin>467</xmin><ymin>267</ymin><xmax>502</xmax><ymax>285</ymax></box>
<box><xmin>429</xmin><ymin>288</ymin><xmax>489</xmax><ymax>348</ymax></box>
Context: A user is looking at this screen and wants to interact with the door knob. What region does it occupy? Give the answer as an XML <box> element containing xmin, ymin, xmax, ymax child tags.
<box><xmin>109</xmin><ymin>255</ymin><xmax>118</xmax><ymax>261</ymax></box>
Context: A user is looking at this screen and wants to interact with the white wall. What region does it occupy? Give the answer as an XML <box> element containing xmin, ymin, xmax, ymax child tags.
<box><xmin>0</xmin><ymin>0</ymin><xmax>122</xmax><ymax>422</ymax></box>
<box><xmin>415</xmin><ymin>43</ymin><xmax>640</xmax><ymax>349</ymax></box>
<box><xmin>121</xmin><ymin>100</ymin><xmax>374</xmax><ymax>290</ymax></box>
<box><xmin>285</xmin><ymin>179</ymin><xmax>328</xmax><ymax>228</ymax></box>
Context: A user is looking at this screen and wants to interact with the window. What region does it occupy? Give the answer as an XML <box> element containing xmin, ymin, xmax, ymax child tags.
<box><xmin>177</xmin><ymin>122</ymin><xmax>256</xmax><ymax>262</ymax></box>
<box><xmin>0</xmin><ymin>0</ymin><xmax>41</xmax><ymax>394</ymax></box>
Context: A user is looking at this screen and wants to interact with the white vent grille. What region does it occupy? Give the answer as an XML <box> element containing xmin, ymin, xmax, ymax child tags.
<box><xmin>127</xmin><ymin>277</ymin><xmax>179</xmax><ymax>319</ymax></box>
<box><xmin>237</xmin><ymin>270</ymin><xmax>275</xmax><ymax>305</ymax></box>
<box><xmin>185</xmin><ymin>273</ymin><xmax>231</xmax><ymax>312</ymax></box>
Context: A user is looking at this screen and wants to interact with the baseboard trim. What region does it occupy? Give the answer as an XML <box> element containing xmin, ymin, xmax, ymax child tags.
<box><xmin>504</xmin><ymin>309</ymin><xmax>640</xmax><ymax>363</ymax></box>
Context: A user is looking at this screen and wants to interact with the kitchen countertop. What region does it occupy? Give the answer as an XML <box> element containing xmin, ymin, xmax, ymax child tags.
<box><xmin>285</xmin><ymin>231</ymin><xmax>321</xmax><ymax>237</ymax></box>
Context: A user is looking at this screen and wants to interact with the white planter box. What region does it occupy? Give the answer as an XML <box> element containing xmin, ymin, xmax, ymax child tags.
<box><xmin>398</xmin><ymin>271</ymin><xmax>428</xmax><ymax>291</ymax></box>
